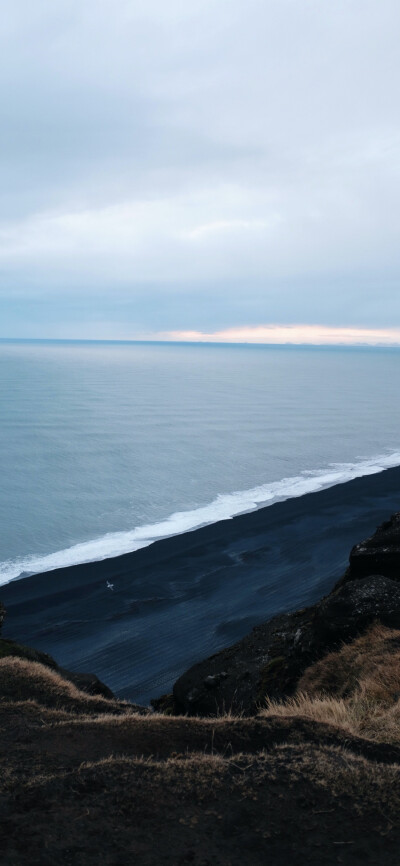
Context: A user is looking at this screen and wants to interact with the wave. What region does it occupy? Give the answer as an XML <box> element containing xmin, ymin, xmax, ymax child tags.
<box><xmin>1</xmin><ymin>450</ymin><xmax>400</xmax><ymax>586</ymax></box>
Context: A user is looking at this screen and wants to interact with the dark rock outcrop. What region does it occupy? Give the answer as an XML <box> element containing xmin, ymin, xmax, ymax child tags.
<box><xmin>173</xmin><ymin>512</ymin><xmax>400</xmax><ymax>716</ymax></box>
<box><xmin>57</xmin><ymin>667</ymin><xmax>115</xmax><ymax>699</ymax></box>
<box><xmin>173</xmin><ymin>575</ymin><xmax>400</xmax><ymax>716</ymax></box>
<box><xmin>345</xmin><ymin>511</ymin><xmax>400</xmax><ymax>582</ymax></box>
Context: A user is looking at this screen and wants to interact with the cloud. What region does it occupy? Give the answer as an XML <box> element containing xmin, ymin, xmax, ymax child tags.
<box><xmin>1</xmin><ymin>0</ymin><xmax>400</xmax><ymax>336</ymax></box>
<box><xmin>182</xmin><ymin>218</ymin><xmax>277</xmax><ymax>240</ymax></box>
<box><xmin>156</xmin><ymin>325</ymin><xmax>400</xmax><ymax>347</ymax></box>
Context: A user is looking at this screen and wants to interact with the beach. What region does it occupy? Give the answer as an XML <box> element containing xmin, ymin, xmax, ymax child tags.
<box><xmin>2</xmin><ymin>465</ymin><xmax>400</xmax><ymax>705</ymax></box>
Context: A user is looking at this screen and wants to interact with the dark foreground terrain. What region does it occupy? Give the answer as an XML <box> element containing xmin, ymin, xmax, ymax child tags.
<box><xmin>3</xmin><ymin>508</ymin><xmax>400</xmax><ymax>862</ymax></box>
<box><xmin>0</xmin><ymin>515</ymin><xmax>400</xmax><ymax>866</ymax></box>
<box><xmin>2</xmin><ymin>690</ymin><xmax>400</xmax><ymax>866</ymax></box>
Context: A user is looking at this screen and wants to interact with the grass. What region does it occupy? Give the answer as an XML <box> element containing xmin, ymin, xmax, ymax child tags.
<box><xmin>6</xmin><ymin>622</ymin><xmax>400</xmax><ymax>743</ymax></box>
<box><xmin>3</xmin><ymin>632</ymin><xmax>400</xmax><ymax>864</ymax></box>
<box><xmin>262</xmin><ymin>623</ymin><xmax>400</xmax><ymax>743</ymax></box>
<box><xmin>0</xmin><ymin>657</ymin><xmax>135</xmax><ymax>715</ymax></box>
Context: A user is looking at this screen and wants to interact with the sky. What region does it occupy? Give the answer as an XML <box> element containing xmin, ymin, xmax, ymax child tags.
<box><xmin>1</xmin><ymin>0</ymin><xmax>400</xmax><ymax>344</ymax></box>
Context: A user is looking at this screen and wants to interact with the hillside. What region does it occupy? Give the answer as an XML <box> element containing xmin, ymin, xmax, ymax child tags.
<box><xmin>2</xmin><ymin>515</ymin><xmax>400</xmax><ymax>863</ymax></box>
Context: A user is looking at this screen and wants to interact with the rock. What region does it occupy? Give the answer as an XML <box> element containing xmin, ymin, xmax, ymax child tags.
<box><xmin>344</xmin><ymin>512</ymin><xmax>400</xmax><ymax>583</ymax></box>
<box><xmin>172</xmin><ymin>513</ymin><xmax>400</xmax><ymax>717</ymax></box>
<box><xmin>313</xmin><ymin>574</ymin><xmax>400</xmax><ymax>644</ymax></box>
<box><xmin>58</xmin><ymin>667</ymin><xmax>115</xmax><ymax>699</ymax></box>
<box><xmin>151</xmin><ymin>693</ymin><xmax>175</xmax><ymax>714</ymax></box>
<box><xmin>173</xmin><ymin>575</ymin><xmax>400</xmax><ymax>717</ymax></box>
<box><xmin>204</xmin><ymin>675</ymin><xmax>220</xmax><ymax>688</ymax></box>
<box><xmin>173</xmin><ymin>603</ymin><xmax>315</xmax><ymax>717</ymax></box>
<box><xmin>0</xmin><ymin>602</ymin><xmax>5</xmax><ymax>633</ymax></box>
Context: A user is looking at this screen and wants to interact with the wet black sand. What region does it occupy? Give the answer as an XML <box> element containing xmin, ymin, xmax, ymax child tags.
<box><xmin>3</xmin><ymin>466</ymin><xmax>400</xmax><ymax>705</ymax></box>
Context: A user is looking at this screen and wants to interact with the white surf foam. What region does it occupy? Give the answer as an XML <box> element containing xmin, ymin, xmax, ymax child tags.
<box><xmin>1</xmin><ymin>450</ymin><xmax>400</xmax><ymax>586</ymax></box>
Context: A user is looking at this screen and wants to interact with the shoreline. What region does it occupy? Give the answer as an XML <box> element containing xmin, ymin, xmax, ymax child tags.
<box><xmin>3</xmin><ymin>464</ymin><xmax>400</xmax><ymax>705</ymax></box>
<box><xmin>4</xmin><ymin>452</ymin><xmax>400</xmax><ymax>586</ymax></box>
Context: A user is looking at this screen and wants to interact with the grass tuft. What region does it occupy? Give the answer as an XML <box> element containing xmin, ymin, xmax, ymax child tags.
<box><xmin>0</xmin><ymin>657</ymin><xmax>137</xmax><ymax>715</ymax></box>
<box><xmin>261</xmin><ymin>623</ymin><xmax>400</xmax><ymax>743</ymax></box>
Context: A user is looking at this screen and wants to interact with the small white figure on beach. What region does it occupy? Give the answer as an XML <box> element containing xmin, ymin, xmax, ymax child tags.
<box><xmin>106</xmin><ymin>580</ymin><xmax>114</xmax><ymax>591</ymax></box>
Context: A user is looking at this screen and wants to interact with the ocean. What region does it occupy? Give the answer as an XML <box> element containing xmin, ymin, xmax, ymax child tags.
<box><xmin>1</xmin><ymin>339</ymin><xmax>400</xmax><ymax>587</ymax></box>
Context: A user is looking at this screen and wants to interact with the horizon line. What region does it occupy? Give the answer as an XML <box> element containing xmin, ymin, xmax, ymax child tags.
<box><xmin>3</xmin><ymin>323</ymin><xmax>400</xmax><ymax>347</ymax></box>
<box><xmin>2</xmin><ymin>337</ymin><xmax>400</xmax><ymax>350</ymax></box>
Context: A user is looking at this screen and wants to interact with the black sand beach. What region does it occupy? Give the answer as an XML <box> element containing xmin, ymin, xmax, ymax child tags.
<box><xmin>3</xmin><ymin>466</ymin><xmax>400</xmax><ymax>705</ymax></box>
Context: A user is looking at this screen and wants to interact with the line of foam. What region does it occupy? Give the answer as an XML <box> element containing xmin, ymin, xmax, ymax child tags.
<box><xmin>1</xmin><ymin>450</ymin><xmax>400</xmax><ymax>586</ymax></box>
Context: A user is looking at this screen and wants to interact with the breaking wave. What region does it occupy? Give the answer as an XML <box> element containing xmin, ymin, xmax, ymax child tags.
<box><xmin>1</xmin><ymin>450</ymin><xmax>400</xmax><ymax>586</ymax></box>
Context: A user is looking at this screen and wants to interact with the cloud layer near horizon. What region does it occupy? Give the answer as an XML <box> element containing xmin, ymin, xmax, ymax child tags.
<box><xmin>157</xmin><ymin>325</ymin><xmax>400</xmax><ymax>347</ymax></box>
<box><xmin>1</xmin><ymin>0</ymin><xmax>400</xmax><ymax>339</ymax></box>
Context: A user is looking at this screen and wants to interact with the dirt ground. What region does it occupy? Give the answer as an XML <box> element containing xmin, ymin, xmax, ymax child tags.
<box><xmin>1</xmin><ymin>695</ymin><xmax>400</xmax><ymax>866</ymax></box>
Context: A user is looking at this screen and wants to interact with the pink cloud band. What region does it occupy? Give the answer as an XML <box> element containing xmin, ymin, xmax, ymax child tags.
<box><xmin>154</xmin><ymin>325</ymin><xmax>400</xmax><ymax>346</ymax></box>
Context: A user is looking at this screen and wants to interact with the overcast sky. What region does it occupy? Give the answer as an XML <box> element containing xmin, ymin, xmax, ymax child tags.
<box><xmin>1</xmin><ymin>0</ymin><xmax>400</xmax><ymax>342</ymax></box>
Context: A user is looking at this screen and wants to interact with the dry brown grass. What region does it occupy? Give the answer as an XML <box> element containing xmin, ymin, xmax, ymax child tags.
<box><xmin>298</xmin><ymin>623</ymin><xmax>400</xmax><ymax>701</ymax></box>
<box><xmin>272</xmin><ymin>742</ymin><xmax>400</xmax><ymax>819</ymax></box>
<box><xmin>262</xmin><ymin>624</ymin><xmax>400</xmax><ymax>743</ymax></box>
<box><xmin>5</xmin><ymin>623</ymin><xmax>400</xmax><ymax>748</ymax></box>
<box><xmin>3</xmin><ymin>650</ymin><xmax>400</xmax><ymax>864</ymax></box>
<box><xmin>0</xmin><ymin>657</ymin><xmax>136</xmax><ymax>715</ymax></box>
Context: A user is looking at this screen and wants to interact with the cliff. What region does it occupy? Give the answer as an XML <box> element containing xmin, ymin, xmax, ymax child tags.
<box><xmin>2</xmin><ymin>514</ymin><xmax>400</xmax><ymax>863</ymax></box>
<box><xmin>164</xmin><ymin>512</ymin><xmax>400</xmax><ymax>717</ymax></box>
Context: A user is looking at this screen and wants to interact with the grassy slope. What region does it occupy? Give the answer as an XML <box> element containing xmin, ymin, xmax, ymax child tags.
<box><xmin>263</xmin><ymin>623</ymin><xmax>400</xmax><ymax>743</ymax></box>
<box><xmin>2</xmin><ymin>645</ymin><xmax>400</xmax><ymax>865</ymax></box>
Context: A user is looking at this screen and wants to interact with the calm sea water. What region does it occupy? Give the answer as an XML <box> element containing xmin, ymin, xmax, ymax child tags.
<box><xmin>1</xmin><ymin>340</ymin><xmax>400</xmax><ymax>585</ymax></box>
